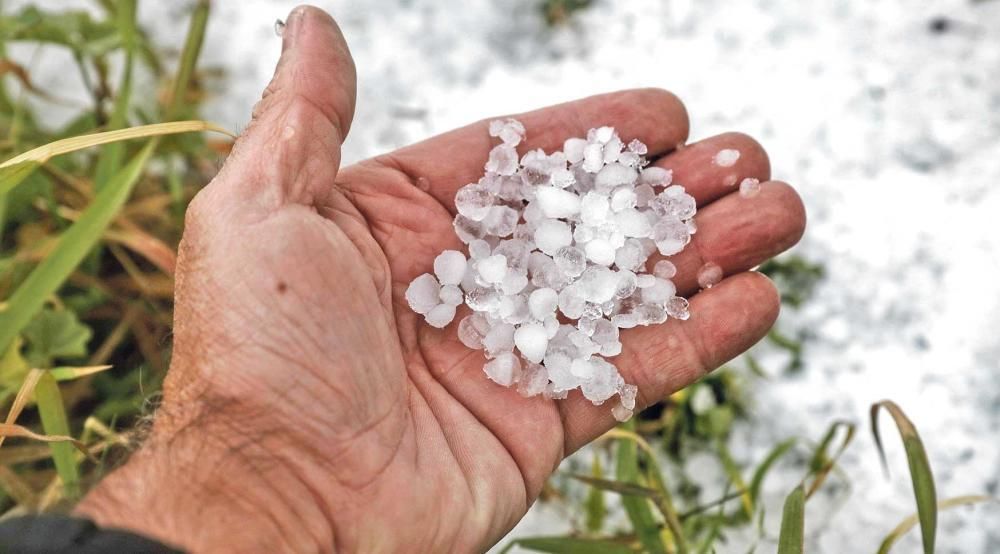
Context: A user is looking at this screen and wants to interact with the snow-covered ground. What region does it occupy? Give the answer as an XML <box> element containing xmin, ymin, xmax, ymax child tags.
<box><xmin>7</xmin><ymin>0</ymin><xmax>1000</xmax><ymax>551</ymax></box>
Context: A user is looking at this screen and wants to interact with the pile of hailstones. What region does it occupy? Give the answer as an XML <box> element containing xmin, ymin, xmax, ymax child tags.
<box><xmin>406</xmin><ymin>119</ymin><xmax>717</xmax><ymax>422</ymax></box>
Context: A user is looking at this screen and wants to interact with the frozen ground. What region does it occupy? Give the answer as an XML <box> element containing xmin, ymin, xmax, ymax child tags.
<box><xmin>7</xmin><ymin>0</ymin><xmax>1000</xmax><ymax>551</ymax></box>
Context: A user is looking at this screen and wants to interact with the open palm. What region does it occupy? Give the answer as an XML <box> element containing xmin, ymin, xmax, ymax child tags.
<box><xmin>79</xmin><ymin>7</ymin><xmax>805</xmax><ymax>553</ymax></box>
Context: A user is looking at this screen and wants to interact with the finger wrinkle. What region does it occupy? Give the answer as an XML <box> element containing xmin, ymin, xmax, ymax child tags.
<box><xmin>688</xmin><ymin>273</ymin><xmax>779</xmax><ymax>371</ymax></box>
<box><xmin>338</xmin><ymin>163</ymin><xmax>453</xmax><ymax>237</ymax></box>
<box><xmin>627</xmin><ymin>325</ymin><xmax>704</xmax><ymax>409</ymax></box>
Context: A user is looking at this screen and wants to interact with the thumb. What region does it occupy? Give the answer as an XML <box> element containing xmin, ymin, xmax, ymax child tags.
<box><xmin>214</xmin><ymin>5</ymin><xmax>357</xmax><ymax>209</ymax></box>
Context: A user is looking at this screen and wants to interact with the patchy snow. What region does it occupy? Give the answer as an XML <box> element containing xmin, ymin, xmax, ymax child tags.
<box><xmin>7</xmin><ymin>0</ymin><xmax>1000</xmax><ymax>551</ymax></box>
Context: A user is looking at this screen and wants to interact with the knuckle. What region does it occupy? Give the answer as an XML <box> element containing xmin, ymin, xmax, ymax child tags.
<box><xmin>184</xmin><ymin>189</ymin><xmax>211</xmax><ymax>229</ymax></box>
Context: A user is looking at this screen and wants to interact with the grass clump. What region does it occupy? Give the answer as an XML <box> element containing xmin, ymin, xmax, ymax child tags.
<box><xmin>0</xmin><ymin>0</ymin><xmax>226</xmax><ymax>509</ymax></box>
<box><xmin>510</xmin><ymin>400</ymin><xmax>992</xmax><ymax>553</ymax></box>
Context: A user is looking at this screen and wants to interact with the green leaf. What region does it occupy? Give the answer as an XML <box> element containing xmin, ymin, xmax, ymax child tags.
<box><xmin>695</xmin><ymin>521</ymin><xmax>723</xmax><ymax>554</ymax></box>
<box><xmin>748</xmin><ymin>438</ymin><xmax>797</xmax><ymax>505</ymax></box>
<box><xmin>34</xmin><ymin>371</ymin><xmax>80</xmax><ymax>499</ymax></box>
<box><xmin>766</xmin><ymin>329</ymin><xmax>804</xmax><ymax>372</ymax></box>
<box><xmin>93</xmin><ymin>0</ymin><xmax>138</xmax><ymax>191</ymax></box>
<box><xmin>776</xmin><ymin>485</ymin><xmax>805</xmax><ymax>554</ymax></box>
<box><xmin>678</xmin><ymin>490</ymin><xmax>745</xmax><ymax>521</ymax></box>
<box><xmin>616</xmin><ymin>419</ymin><xmax>666</xmax><ymax>554</ymax></box>
<box><xmin>759</xmin><ymin>255</ymin><xmax>825</xmax><ymax>309</ymax></box>
<box><xmin>744</xmin><ymin>353</ymin><xmax>769</xmax><ymax>378</ymax></box>
<box><xmin>0</xmin><ymin>141</ymin><xmax>155</xmax><ymax>356</ymax></box>
<box><xmin>703</xmin><ymin>405</ymin><xmax>735</xmax><ymax>438</ymax></box>
<box><xmin>584</xmin><ymin>454</ymin><xmax>606</xmax><ymax>533</ymax></box>
<box><xmin>804</xmin><ymin>420</ymin><xmax>855</xmax><ymax>498</ymax></box>
<box><xmin>166</xmin><ymin>0</ymin><xmax>210</xmax><ymax>119</ymax></box>
<box><xmin>871</xmin><ymin>400</ymin><xmax>937</xmax><ymax>554</ymax></box>
<box><xmin>605</xmin><ymin>426</ymin><xmax>688</xmax><ymax>553</ymax></box>
<box><xmin>716</xmin><ymin>438</ymin><xmax>752</xmax><ymax>518</ymax></box>
<box><xmin>0</xmin><ymin>160</ymin><xmax>40</xmax><ymax>197</ymax></box>
<box><xmin>0</xmin><ymin>6</ymin><xmax>120</xmax><ymax>57</ymax></box>
<box><xmin>22</xmin><ymin>309</ymin><xmax>92</xmax><ymax>367</ymax></box>
<box><xmin>0</xmin><ymin>192</ymin><xmax>6</xmax><ymax>244</ymax></box>
<box><xmin>644</xmin><ymin>459</ymin><xmax>689</xmax><ymax>554</ymax></box>
<box><xmin>0</xmin><ymin>337</ymin><xmax>30</xmax><ymax>396</ymax></box>
<box><xmin>503</xmin><ymin>536</ymin><xmax>635</xmax><ymax>554</ymax></box>
<box><xmin>571</xmin><ymin>473</ymin><xmax>661</xmax><ymax>499</ymax></box>
<box><xmin>49</xmin><ymin>364</ymin><xmax>112</xmax><ymax>382</ymax></box>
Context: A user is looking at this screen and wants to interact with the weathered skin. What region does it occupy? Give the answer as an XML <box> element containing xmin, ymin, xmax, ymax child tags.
<box><xmin>77</xmin><ymin>6</ymin><xmax>805</xmax><ymax>553</ymax></box>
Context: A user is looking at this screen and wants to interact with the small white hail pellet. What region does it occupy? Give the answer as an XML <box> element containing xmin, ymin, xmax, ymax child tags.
<box><xmin>406</xmin><ymin>119</ymin><xmax>709</xmax><ymax>421</ymax></box>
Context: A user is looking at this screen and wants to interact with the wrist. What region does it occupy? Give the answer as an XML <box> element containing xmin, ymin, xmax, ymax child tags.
<box><xmin>76</xmin><ymin>409</ymin><xmax>334</xmax><ymax>552</ymax></box>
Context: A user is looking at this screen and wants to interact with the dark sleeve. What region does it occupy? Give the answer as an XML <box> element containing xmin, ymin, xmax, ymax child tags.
<box><xmin>0</xmin><ymin>515</ymin><xmax>183</xmax><ymax>553</ymax></box>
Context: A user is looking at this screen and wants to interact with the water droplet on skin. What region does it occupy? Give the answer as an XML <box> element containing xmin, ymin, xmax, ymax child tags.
<box><xmin>739</xmin><ymin>177</ymin><xmax>762</xmax><ymax>198</ymax></box>
<box><xmin>274</xmin><ymin>19</ymin><xmax>286</xmax><ymax>38</ymax></box>
<box><xmin>697</xmin><ymin>262</ymin><xmax>723</xmax><ymax>289</ymax></box>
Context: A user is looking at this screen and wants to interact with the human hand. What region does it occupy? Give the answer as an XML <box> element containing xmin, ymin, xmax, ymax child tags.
<box><xmin>76</xmin><ymin>6</ymin><xmax>805</xmax><ymax>553</ymax></box>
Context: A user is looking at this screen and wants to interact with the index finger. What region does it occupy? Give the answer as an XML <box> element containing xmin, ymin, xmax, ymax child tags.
<box><xmin>374</xmin><ymin>88</ymin><xmax>690</xmax><ymax>211</ymax></box>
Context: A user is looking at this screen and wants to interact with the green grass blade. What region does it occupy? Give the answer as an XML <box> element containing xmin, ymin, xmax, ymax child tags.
<box><xmin>503</xmin><ymin>536</ymin><xmax>636</xmax><ymax>554</ymax></box>
<box><xmin>93</xmin><ymin>0</ymin><xmax>137</xmax><ymax>190</ymax></box>
<box><xmin>0</xmin><ymin>161</ymin><xmax>41</xmax><ymax>198</ymax></box>
<box><xmin>777</xmin><ymin>485</ymin><xmax>805</xmax><ymax>554</ymax></box>
<box><xmin>49</xmin><ymin>365</ymin><xmax>112</xmax><ymax>381</ymax></box>
<box><xmin>877</xmin><ymin>495</ymin><xmax>995</xmax><ymax>554</ymax></box>
<box><xmin>116</xmin><ymin>0</ymin><xmax>138</xmax><ymax>52</ymax></box>
<box><xmin>695</xmin><ymin>521</ymin><xmax>723</xmax><ymax>554</ymax></box>
<box><xmin>744</xmin><ymin>353</ymin><xmax>769</xmax><ymax>378</ymax></box>
<box><xmin>166</xmin><ymin>0</ymin><xmax>209</xmax><ymax>119</ymax></box>
<box><xmin>584</xmin><ymin>454</ymin><xmax>606</xmax><ymax>533</ymax></box>
<box><xmin>871</xmin><ymin>400</ymin><xmax>937</xmax><ymax>554</ymax></box>
<box><xmin>571</xmin><ymin>473</ymin><xmax>661</xmax><ymax>499</ymax></box>
<box><xmin>0</xmin><ymin>190</ymin><xmax>7</xmax><ymax>244</ymax></box>
<box><xmin>678</xmin><ymin>491</ymin><xmax>744</xmax><ymax>520</ymax></box>
<box><xmin>0</xmin><ymin>142</ymin><xmax>155</xmax><ymax>356</ymax></box>
<box><xmin>716</xmin><ymin>438</ymin><xmax>753</xmax><ymax>518</ymax></box>
<box><xmin>34</xmin><ymin>371</ymin><xmax>79</xmax><ymax>498</ymax></box>
<box><xmin>749</xmin><ymin>438</ymin><xmax>797</xmax><ymax>505</ymax></box>
<box><xmin>642</xmin><ymin>455</ymin><xmax>688</xmax><ymax>554</ymax></box>
<box><xmin>604</xmin><ymin>427</ymin><xmax>688</xmax><ymax>552</ymax></box>
<box><xmin>804</xmin><ymin>421</ymin><xmax>855</xmax><ymax>498</ymax></box>
<box><xmin>616</xmin><ymin>419</ymin><xmax>667</xmax><ymax>554</ymax></box>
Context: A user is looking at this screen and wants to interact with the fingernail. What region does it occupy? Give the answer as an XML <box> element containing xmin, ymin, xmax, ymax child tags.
<box><xmin>281</xmin><ymin>6</ymin><xmax>308</xmax><ymax>50</ymax></box>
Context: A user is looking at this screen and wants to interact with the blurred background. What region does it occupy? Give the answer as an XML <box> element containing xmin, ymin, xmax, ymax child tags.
<box><xmin>1</xmin><ymin>0</ymin><xmax>998</xmax><ymax>552</ymax></box>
